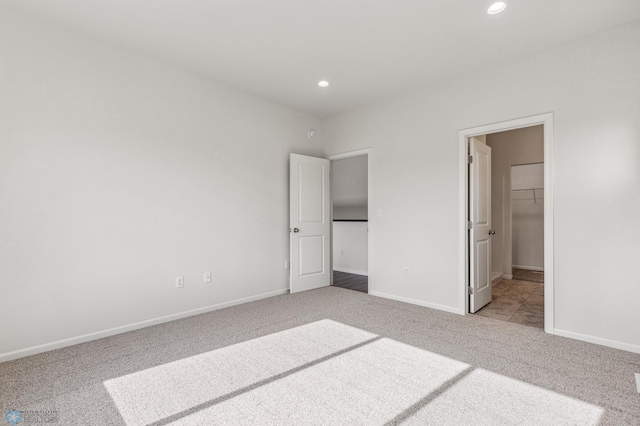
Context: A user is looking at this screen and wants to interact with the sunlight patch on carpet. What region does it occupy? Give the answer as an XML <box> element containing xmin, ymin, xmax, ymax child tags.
<box><xmin>103</xmin><ymin>319</ymin><xmax>603</xmax><ymax>425</ymax></box>
<box><xmin>103</xmin><ymin>320</ymin><xmax>378</xmax><ymax>425</ymax></box>
<box><xmin>165</xmin><ymin>337</ymin><xmax>470</xmax><ymax>425</ymax></box>
<box><xmin>405</xmin><ymin>368</ymin><xmax>604</xmax><ymax>425</ymax></box>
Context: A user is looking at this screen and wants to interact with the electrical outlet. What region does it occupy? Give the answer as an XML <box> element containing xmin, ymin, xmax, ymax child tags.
<box><xmin>404</xmin><ymin>267</ymin><xmax>410</xmax><ymax>277</ymax></box>
<box><xmin>175</xmin><ymin>276</ymin><xmax>184</xmax><ymax>288</ymax></box>
<box><xmin>339</xmin><ymin>248</ymin><xmax>344</xmax><ymax>256</ymax></box>
<box><xmin>204</xmin><ymin>272</ymin><xmax>211</xmax><ymax>283</ymax></box>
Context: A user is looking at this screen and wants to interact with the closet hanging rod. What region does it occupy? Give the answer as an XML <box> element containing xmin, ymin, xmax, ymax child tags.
<box><xmin>512</xmin><ymin>187</ymin><xmax>543</xmax><ymax>203</ymax></box>
<box><xmin>511</xmin><ymin>188</ymin><xmax>543</xmax><ymax>192</ymax></box>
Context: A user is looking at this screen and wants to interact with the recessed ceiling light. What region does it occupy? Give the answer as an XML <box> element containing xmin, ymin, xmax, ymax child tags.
<box><xmin>487</xmin><ymin>1</ymin><xmax>508</xmax><ymax>15</ymax></box>
<box><xmin>318</xmin><ymin>80</ymin><xmax>330</xmax><ymax>88</ymax></box>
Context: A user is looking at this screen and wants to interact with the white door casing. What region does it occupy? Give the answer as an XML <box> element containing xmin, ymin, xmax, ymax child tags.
<box><xmin>469</xmin><ymin>138</ymin><xmax>492</xmax><ymax>313</ymax></box>
<box><xmin>459</xmin><ymin>113</ymin><xmax>553</xmax><ymax>332</ymax></box>
<box><xmin>289</xmin><ymin>153</ymin><xmax>331</xmax><ymax>293</ymax></box>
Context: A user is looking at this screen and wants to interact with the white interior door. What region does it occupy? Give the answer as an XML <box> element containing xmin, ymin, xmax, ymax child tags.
<box><xmin>469</xmin><ymin>138</ymin><xmax>492</xmax><ymax>313</ymax></box>
<box><xmin>290</xmin><ymin>153</ymin><xmax>331</xmax><ymax>293</ymax></box>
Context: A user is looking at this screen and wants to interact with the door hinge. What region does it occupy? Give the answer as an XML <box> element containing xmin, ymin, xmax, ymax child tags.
<box><xmin>467</xmin><ymin>221</ymin><xmax>473</xmax><ymax>229</ymax></box>
<box><xmin>468</xmin><ymin>286</ymin><xmax>474</xmax><ymax>295</ymax></box>
<box><xmin>467</xmin><ymin>155</ymin><xmax>473</xmax><ymax>164</ymax></box>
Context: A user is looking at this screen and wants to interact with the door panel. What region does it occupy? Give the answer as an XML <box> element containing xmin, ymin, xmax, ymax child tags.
<box><xmin>290</xmin><ymin>154</ymin><xmax>330</xmax><ymax>293</ymax></box>
<box><xmin>477</xmin><ymin>240</ymin><xmax>489</xmax><ymax>291</ymax></box>
<box><xmin>299</xmin><ymin>163</ymin><xmax>325</xmax><ymax>223</ymax></box>
<box><xmin>299</xmin><ymin>236</ymin><xmax>325</xmax><ymax>276</ymax></box>
<box><xmin>469</xmin><ymin>138</ymin><xmax>492</xmax><ymax>313</ymax></box>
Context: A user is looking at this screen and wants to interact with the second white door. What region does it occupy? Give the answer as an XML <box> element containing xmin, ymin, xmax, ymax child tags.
<box><xmin>289</xmin><ymin>153</ymin><xmax>331</xmax><ymax>293</ymax></box>
<box><xmin>469</xmin><ymin>138</ymin><xmax>492</xmax><ymax>313</ymax></box>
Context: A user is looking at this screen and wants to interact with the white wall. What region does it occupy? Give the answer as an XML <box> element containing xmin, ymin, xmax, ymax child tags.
<box><xmin>486</xmin><ymin>126</ymin><xmax>544</xmax><ymax>276</ymax></box>
<box><xmin>0</xmin><ymin>8</ymin><xmax>321</xmax><ymax>359</ymax></box>
<box><xmin>332</xmin><ymin>156</ymin><xmax>368</xmax><ymax>220</ymax></box>
<box><xmin>322</xmin><ymin>21</ymin><xmax>640</xmax><ymax>352</ymax></box>
<box><xmin>333</xmin><ymin>206</ymin><xmax>368</xmax><ymax>220</ymax></box>
<box><xmin>511</xmin><ymin>163</ymin><xmax>544</xmax><ymax>270</ymax></box>
<box><xmin>332</xmin><ymin>222</ymin><xmax>368</xmax><ymax>275</ymax></box>
<box><xmin>331</xmin><ymin>156</ymin><xmax>368</xmax><ymax>275</ymax></box>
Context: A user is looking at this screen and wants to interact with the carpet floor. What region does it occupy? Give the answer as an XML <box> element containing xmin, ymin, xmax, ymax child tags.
<box><xmin>1</xmin><ymin>287</ymin><xmax>639</xmax><ymax>425</ymax></box>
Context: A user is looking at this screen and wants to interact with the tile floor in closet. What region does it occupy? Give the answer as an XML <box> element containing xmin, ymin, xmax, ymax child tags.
<box><xmin>476</xmin><ymin>279</ymin><xmax>544</xmax><ymax>328</ymax></box>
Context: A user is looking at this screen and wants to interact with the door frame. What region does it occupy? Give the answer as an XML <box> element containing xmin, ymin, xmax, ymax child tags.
<box><xmin>458</xmin><ymin>113</ymin><xmax>554</xmax><ymax>333</ymax></box>
<box><xmin>327</xmin><ymin>148</ymin><xmax>372</xmax><ymax>293</ymax></box>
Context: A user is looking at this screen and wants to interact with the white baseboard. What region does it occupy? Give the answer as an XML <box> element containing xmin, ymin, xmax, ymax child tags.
<box><xmin>0</xmin><ymin>288</ymin><xmax>288</xmax><ymax>363</ymax></box>
<box><xmin>491</xmin><ymin>272</ymin><xmax>503</xmax><ymax>283</ymax></box>
<box><xmin>369</xmin><ymin>290</ymin><xmax>462</xmax><ymax>315</ymax></box>
<box><xmin>333</xmin><ymin>267</ymin><xmax>368</xmax><ymax>276</ymax></box>
<box><xmin>503</xmin><ymin>274</ymin><xmax>513</xmax><ymax>279</ymax></box>
<box><xmin>512</xmin><ymin>265</ymin><xmax>544</xmax><ymax>272</ymax></box>
<box><xmin>553</xmin><ymin>328</ymin><xmax>640</xmax><ymax>354</ymax></box>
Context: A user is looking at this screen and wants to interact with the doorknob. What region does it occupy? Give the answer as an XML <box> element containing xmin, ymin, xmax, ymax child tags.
<box><xmin>293</xmin><ymin>228</ymin><xmax>300</xmax><ymax>233</ymax></box>
<box><xmin>489</xmin><ymin>230</ymin><xmax>496</xmax><ymax>235</ymax></box>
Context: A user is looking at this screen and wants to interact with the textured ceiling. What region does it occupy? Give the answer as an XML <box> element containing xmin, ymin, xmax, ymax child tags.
<box><xmin>3</xmin><ymin>0</ymin><xmax>640</xmax><ymax>118</ymax></box>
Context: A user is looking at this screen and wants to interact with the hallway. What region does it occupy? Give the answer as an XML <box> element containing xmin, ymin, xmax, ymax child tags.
<box><xmin>332</xmin><ymin>271</ymin><xmax>368</xmax><ymax>293</ymax></box>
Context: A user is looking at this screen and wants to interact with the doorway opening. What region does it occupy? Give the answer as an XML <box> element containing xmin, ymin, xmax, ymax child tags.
<box><xmin>471</xmin><ymin>127</ymin><xmax>545</xmax><ymax>328</ymax></box>
<box><xmin>459</xmin><ymin>113</ymin><xmax>554</xmax><ymax>333</ymax></box>
<box><xmin>328</xmin><ymin>150</ymin><xmax>370</xmax><ymax>294</ymax></box>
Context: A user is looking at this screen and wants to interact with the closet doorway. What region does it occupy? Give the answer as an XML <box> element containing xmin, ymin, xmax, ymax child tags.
<box><xmin>329</xmin><ymin>150</ymin><xmax>370</xmax><ymax>294</ymax></box>
<box><xmin>460</xmin><ymin>113</ymin><xmax>553</xmax><ymax>333</ymax></box>
<box><xmin>473</xmin><ymin>127</ymin><xmax>545</xmax><ymax>328</ymax></box>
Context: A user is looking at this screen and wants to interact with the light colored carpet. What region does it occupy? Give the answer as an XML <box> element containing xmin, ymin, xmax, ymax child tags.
<box><xmin>1</xmin><ymin>287</ymin><xmax>639</xmax><ymax>425</ymax></box>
